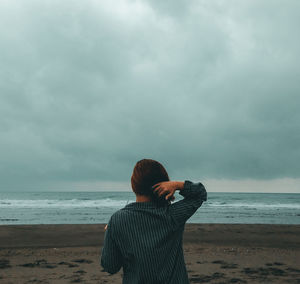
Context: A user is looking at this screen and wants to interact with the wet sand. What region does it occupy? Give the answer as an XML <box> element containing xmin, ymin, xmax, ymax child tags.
<box><xmin>0</xmin><ymin>224</ymin><xmax>299</xmax><ymax>283</ymax></box>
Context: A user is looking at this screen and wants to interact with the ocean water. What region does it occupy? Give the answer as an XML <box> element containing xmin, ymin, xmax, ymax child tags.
<box><xmin>0</xmin><ymin>191</ymin><xmax>299</xmax><ymax>225</ymax></box>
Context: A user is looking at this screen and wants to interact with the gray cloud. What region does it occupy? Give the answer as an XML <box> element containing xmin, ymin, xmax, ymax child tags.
<box><xmin>0</xmin><ymin>0</ymin><xmax>299</xmax><ymax>190</ymax></box>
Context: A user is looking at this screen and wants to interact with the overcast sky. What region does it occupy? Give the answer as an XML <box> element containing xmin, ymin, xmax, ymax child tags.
<box><xmin>0</xmin><ymin>0</ymin><xmax>299</xmax><ymax>192</ymax></box>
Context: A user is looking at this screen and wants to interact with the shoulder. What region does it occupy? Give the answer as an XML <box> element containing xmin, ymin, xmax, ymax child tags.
<box><xmin>107</xmin><ymin>209</ymin><xmax>129</xmax><ymax>237</ymax></box>
<box><xmin>108</xmin><ymin>204</ymin><xmax>135</xmax><ymax>228</ymax></box>
<box><xmin>109</xmin><ymin>209</ymin><xmax>126</xmax><ymax>225</ymax></box>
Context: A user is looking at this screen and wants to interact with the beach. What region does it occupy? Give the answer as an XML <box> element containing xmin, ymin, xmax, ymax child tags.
<box><xmin>0</xmin><ymin>224</ymin><xmax>299</xmax><ymax>284</ymax></box>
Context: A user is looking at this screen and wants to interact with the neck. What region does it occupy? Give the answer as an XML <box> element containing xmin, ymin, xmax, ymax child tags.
<box><xmin>136</xmin><ymin>195</ymin><xmax>153</xmax><ymax>202</ymax></box>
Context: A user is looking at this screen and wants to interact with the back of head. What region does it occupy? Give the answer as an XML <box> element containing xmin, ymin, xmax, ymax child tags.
<box><xmin>131</xmin><ymin>159</ymin><xmax>170</xmax><ymax>205</ymax></box>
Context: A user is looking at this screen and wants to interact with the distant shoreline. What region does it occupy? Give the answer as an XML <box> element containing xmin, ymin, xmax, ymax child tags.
<box><xmin>0</xmin><ymin>224</ymin><xmax>299</xmax><ymax>249</ymax></box>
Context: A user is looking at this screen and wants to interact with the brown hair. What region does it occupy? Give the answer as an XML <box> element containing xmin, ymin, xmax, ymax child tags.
<box><xmin>131</xmin><ymin>159</ymin><xmax>170</xmax><ymax>203</ymax></box>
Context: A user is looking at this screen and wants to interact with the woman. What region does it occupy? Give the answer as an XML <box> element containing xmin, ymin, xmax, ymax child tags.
<box><xmin>100</xmin><ymin>159</ymin><xmax>207</xmax><ymax>284</ymax></box>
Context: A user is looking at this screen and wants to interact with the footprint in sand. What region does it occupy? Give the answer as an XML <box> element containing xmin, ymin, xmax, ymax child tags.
<box><xmin>0</xmin><ymin>259</ymin><xmax>11</xmax><ymax>269</ymax></box>
<box><xmin>72</xmin><ymin>259</ymin><xmax>93</xmax><ymax>264</ymax></box>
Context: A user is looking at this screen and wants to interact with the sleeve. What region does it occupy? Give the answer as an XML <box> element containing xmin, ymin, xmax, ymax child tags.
<box><xmin>100</xmin><ymin>218</ymin><xmax>123</xmax><ymax>274</ymax></box>
<box><xmin>168</xmin><ymin>180</ymin><xmax>207</xmax><ymax>228</ymax></box>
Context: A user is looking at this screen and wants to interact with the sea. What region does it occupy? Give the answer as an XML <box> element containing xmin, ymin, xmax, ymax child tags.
<box><xmin>0</xmin><ymin>192</ymin><xmax>299</xmax><ymax>225</ymax></box>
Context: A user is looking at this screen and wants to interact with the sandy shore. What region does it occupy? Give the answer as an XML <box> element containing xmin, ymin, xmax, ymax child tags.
<box><xmin>0</xmin><ymin>224</ymin><xmax>299</xmax><ymax>283</ymax></box>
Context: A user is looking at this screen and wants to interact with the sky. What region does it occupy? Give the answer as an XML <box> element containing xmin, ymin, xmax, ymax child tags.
<box><xmin>0</xmin><ymin>0</ymin><xmax>299</xmax><ymax>192</ymax></box>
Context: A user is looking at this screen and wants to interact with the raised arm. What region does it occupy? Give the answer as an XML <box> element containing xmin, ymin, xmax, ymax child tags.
<box><xmin>152</xmin><ymin>180</ymin><xmax>207</xmax><ymax>227</ymax></box>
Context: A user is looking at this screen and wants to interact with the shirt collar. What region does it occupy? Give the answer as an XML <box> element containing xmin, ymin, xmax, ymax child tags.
<box><xmin>124</xmin><ymin>200</ymin><xmax>168</xmax><ymax>209</ymax></box>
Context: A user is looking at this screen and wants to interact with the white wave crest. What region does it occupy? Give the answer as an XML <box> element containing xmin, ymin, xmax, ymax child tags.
<box><xmin>208</xmin><ymin>201</ymin><xmax>300</xmax><ymax>209</ymax></box>
<box><xmin>0</xmin><ymin>198</ymin><xmax>133</xmax><ymax>209</ymax></box>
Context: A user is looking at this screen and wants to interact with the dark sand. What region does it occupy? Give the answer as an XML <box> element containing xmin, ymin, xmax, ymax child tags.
<box><xmin>0</xmin><ymin>224</ymin><xmax>299</xmax><ymax>283</ymax></box>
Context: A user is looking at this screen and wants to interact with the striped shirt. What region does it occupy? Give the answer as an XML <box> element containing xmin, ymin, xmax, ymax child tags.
<box><xmin>100</xmin><ymin>180</ymin><xmax>207</xmax><ymax>284</ymax></box>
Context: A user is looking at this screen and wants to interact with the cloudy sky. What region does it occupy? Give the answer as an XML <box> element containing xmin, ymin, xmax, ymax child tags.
<box><xmin>0</xmin><ymin>0</ymin><xmax>299</xmax><ymax>192</ymax></box>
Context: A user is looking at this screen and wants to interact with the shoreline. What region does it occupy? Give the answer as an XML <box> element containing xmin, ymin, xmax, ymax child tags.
<box><xmin>0</xmin><ymin>223</ymin><xmax>299</xmax><ymax>249</ymax></box>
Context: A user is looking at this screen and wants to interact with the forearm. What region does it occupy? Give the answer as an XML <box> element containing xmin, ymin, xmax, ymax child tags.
<box><xmin>174</xmin><ymin>181</ymin><xmax>184</xmax><ymax>191</ymax></box>
<box><xmin>179</xmin><ymin>180</ymin><xmax>207</xmax><ymax>200</ymax></box>
<box><xmin>152</xmin><ymin>180</ymin><xmax>206</xmax><ymax>202</ymax></box>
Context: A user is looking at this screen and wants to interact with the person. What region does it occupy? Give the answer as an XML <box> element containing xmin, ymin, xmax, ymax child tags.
<box><xmin>100</xmin><ymin>159</ymin><xmax>207</xmax><ymax>284</ymax></box>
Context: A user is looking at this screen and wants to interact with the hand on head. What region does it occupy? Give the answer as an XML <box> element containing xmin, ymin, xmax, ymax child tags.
<box><xmin>152</xmin><ymin>181</ymin><xmax>178</xmax><ymax>201</ymax></box>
